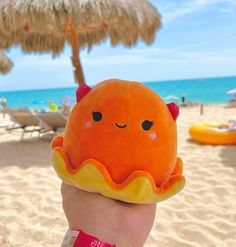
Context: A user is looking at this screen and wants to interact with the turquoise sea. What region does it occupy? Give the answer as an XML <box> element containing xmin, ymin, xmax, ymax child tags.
<box><xmin>0</xmin><ymin>75</ymin><xmax>236</xmax><ymax>110</ymax></box>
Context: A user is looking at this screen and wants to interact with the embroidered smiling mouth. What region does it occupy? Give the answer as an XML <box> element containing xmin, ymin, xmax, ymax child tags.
<box><xmin>115</xmin><ymin>123</ymin><xmax>127</xmax><ymax>128</ymax></box>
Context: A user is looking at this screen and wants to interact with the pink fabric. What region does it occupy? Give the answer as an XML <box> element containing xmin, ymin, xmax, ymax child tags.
<box><xmin>74</xmin><ymin>230</ymin><xmax>116</xmax><ymax>247</ymax></box>
<box><xmin>76</xmin><ymin>84</ymin><xmax>92</xmax><ymax>102</ymax></box>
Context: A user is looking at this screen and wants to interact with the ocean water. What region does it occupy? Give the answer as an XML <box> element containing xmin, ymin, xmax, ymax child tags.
<box><xmin>0</xmin><ymin>76</ymin><xmax>236</xmax><ymax>110</ymax></box>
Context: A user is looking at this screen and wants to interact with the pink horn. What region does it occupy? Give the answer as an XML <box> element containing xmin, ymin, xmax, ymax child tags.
<box><xmin>76</xmin><ymin>84</ymin><xmax>92</xmax><ymax>102</ymax></box>
<box><xmin>167</xmin><ymin>102</ymin><xmax>179</xmax><ymax>121</ymax></box>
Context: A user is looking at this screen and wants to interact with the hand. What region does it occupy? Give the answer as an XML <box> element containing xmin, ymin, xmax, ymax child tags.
<box><xmin>61</xmin><ymin>183</ymin><xmax>156</xmax><ymax>247</ymax></box>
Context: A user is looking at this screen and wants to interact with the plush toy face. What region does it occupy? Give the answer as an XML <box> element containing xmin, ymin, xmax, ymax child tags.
<box><xmin>63</xmin><ymin>79</ymin><xmax>177</xmax><ymax>186</ymax></box>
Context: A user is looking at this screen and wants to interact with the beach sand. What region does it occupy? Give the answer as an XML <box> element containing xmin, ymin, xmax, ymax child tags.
<box><xmin>0</xmin><ymin>105</ymin><xmax>236</xmax><ymax>246</ymax></box>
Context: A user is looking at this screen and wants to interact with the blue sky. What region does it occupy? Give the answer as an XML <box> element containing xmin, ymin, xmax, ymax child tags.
<box><xmin>0</xmin><ymin>0</ymin><xmax>236</xmax><ymax>92</ymax></box>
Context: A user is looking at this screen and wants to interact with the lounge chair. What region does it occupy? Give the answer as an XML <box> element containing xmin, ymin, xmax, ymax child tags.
<box><xmin>37</xmin><ymin>112</ymin><xmax>67</xmax><ymax>134</ymax></box>
<box><xmin>0</xmin><ymin>113</ymin><xmax>13</xmax><ymax>130</ymax></box>
<box><xmin>225</xmin><ymin>100</ymin><xmax>236</xmax><ymax>108</ymax></box>
<box><xmin>6</xmin><ymin>108</ymin><xmax>43</xmax><ymax>140</ymax></box>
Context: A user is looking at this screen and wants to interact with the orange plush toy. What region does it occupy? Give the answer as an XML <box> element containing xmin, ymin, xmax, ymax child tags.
<box><xmin>51</xmin><ymin>79</ymin><xmax>185</xmax><ymax>203</ymax></box>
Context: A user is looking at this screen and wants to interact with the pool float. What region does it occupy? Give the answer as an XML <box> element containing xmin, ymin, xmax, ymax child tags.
<box><xmin>189</xmin><ymin>121</ymin><xmax>236</xmax><ymax>145</ymax></box>
<box><xmin>51</xmin><ymin>79</ymin><xmax>185</xmax><ymax>203</ymax></box>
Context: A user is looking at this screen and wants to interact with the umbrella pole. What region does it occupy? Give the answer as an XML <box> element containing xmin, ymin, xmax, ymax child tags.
<box><xmin>71</xmin><ymin>29</ymin><xmax>85</xmax><ymax>86</ymax></box>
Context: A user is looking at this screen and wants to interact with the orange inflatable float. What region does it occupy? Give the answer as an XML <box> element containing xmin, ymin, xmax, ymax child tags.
<box><xmin>51</xmin><ymin>79</ymin><xmax>185</xmax><ymax>203</ymax></box>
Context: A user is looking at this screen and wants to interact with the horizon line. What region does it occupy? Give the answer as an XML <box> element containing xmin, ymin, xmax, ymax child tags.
<box><xmin>1</xmin><ymin>74</ymin><xmax>236</xmax><ymax>93</ymax></box>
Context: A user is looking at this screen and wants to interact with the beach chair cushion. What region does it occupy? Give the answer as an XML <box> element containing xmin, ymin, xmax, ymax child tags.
<box><xmin>51</xmin><ymin>79</ymin><xmax>185</xmax><ymax>203</ymax></box>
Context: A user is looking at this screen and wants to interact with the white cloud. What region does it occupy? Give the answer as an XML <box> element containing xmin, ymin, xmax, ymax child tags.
<box><xmin>219</xmin><ymin>7</ymin><xmax>236</xmax><ymax>14</ymax></box>
<box><xmin>152</xmin><ymin>0</ymin><xmax>236</xmax><ymax>24</ymax></box>
<box><xmin>1</xmin><ymin>46</ymin><xmax>236</xmax><ymax>91</ymax></box>
<box><xmin>14</xmin><ymin>53</ymin><xmax>143</xmax><ymax>69</ymax></box>
<box><xmin>14</xmin><ymin>46</ymin><xmax>236</xmax><ymax>69</ymax></box>
<box><xmin>15</xmin><ymin>55</ymin><xmax>71</xmax><ymax>68</ymax></box>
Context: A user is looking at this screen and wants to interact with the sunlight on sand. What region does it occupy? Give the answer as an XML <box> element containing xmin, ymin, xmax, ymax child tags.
<box><xmin>0</xmin><ymin>105</ymin><xmax>236</xmax><ymax>246</ymax></box>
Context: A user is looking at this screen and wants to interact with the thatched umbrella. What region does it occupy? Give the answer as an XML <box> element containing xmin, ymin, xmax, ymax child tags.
<box><xmin>0</xmin><ymin>0</ymin><xmax>161</xmax><ymax>86</ymax></box>
<box><xmin>0</xmin><ymin>50</ymin><xmax>13</xmax><ymax>74</ymax></box>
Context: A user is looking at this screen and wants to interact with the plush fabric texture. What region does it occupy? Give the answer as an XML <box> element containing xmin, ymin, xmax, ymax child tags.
<box><xmin>51</xmin><ymin>79</ymin><xmax>185</xmax><ymax>203</ymax></box>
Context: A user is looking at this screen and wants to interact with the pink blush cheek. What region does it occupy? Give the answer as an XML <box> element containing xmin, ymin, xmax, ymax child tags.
<box><xmin>84</xmin><ymin>121</ymin><xmax>92</xmax><ymax>128</ymax></box>
<box><xmin>150</xmin><ymin>133</ymin><xmax>157</xmax><ymax>140</ymax></box>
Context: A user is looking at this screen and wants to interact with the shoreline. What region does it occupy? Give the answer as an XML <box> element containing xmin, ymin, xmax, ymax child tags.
<box><xmin>1</xmin><ymin>74</ymin><xmax>236</xmax><ymax>93</ymax></box>
<box><xmin>1</xmin><ymin>75</ymin><xmax>236</xmax><ymax>109</ymax></box>
<box><xmin>1</xmin><ymin>102</ymin><xmax>233</xmax><ymax>112</ymax></box>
